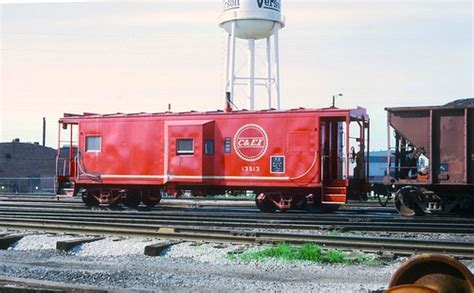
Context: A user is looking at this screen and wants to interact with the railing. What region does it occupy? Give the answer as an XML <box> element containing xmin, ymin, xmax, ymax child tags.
<box><xmin>56</xmin><ymin>157</ymin><xmax>69</xmax><ymax>177</ymax></box>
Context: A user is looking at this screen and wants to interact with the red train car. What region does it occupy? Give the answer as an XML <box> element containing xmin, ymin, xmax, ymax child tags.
<box><xmin>55</xmin><ymin>107</ymin><xmax>369</xmax><ymax>212</ymax></box>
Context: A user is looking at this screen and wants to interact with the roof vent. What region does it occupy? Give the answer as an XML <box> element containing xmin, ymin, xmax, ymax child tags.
<box><xmin>12</xmin><ymin>138</ymin><xmax>20</xmax><ymax>143</ymax></box>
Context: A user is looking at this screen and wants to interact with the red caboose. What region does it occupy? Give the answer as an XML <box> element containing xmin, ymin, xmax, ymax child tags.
<box><xmin>56</xmin><ymin>107</ymin><xmax>369</xmax><ymax>212</ymax></box>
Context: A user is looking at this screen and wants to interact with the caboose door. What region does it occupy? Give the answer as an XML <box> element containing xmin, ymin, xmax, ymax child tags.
<box><xmin>320</xmin><ymin>118</ymin><xmax>348</xmax><ymax>205</ymax></box>
<box><xmin>164</xmin><ymin>120</ymin><xmax>214</xmax><ymax>183</ymax></box>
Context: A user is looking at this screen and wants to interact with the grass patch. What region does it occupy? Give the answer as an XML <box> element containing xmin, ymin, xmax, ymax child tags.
<box><xmin>322</xmin><ymin>249</ymin><xmax>346</xmax><ymax>263</ymax></box>
<box><xmin>228</xmin><ymin>243</ymin><xmax>381</xmax><ymax>265</ymax></box>
<box><xmin>328</xmin><ymin>229</ymin><xmax>345</xmax><ymax>236</ymax></box>
<box><xmin>354</xmin><ymin>253</ymin><xmax>383</xmax><ymax>265</ymax></box>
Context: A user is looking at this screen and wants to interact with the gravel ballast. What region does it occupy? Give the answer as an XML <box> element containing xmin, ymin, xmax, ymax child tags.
<box><xmin>0</xmin><ymin>233</ymin><xmax>472</xmax><ymax>292</ymax></box>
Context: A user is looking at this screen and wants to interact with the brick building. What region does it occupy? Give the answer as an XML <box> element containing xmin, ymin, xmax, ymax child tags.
<box><xmin>0</xmin><ymin>140</ymin><xmax>56</xmax><ymax>193</ymax></box>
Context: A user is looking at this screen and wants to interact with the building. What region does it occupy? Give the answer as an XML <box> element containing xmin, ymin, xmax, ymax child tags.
<box><xmin>368</xmin><ymin>150</ymin><xmax>393</xmax><ymax>182</ymax></box>
<box><xmin>0</xmin><ymin>139</ymin><xmax>56</xmax><ymax>193</ymax></box>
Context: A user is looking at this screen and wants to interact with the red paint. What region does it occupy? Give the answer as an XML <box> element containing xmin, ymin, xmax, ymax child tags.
<box><xmin>57</xmin><ymin>107</ymin><xmax>368</xmax><ymax>210</ymax></box>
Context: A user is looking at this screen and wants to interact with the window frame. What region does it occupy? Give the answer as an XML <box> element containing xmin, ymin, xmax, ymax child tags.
<box><xmin>204</xmin><ymin>139</ymin><xmax>214</xmax><ymax>156</ymax></box>
<box><xmin>85</xmin><ymin>136</ymin><xmax>101</xmax><ymax>153</ymax></box>
<box><xmin>176</xmin><ymin>138</ymin><xmax>194</xmax><ymax>155</ymax></box>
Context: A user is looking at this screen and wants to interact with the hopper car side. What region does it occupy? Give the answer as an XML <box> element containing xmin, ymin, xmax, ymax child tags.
<box><xmin>379</xmin><ymin>103</ymin><xmax>474</xmax><ymax>216</ymax></box>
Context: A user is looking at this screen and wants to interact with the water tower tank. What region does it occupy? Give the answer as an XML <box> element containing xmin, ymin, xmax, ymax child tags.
<box><xmin>219</xmin><ymin>0</ymin><xmax>285</xmax><ymax>40</ymax></box>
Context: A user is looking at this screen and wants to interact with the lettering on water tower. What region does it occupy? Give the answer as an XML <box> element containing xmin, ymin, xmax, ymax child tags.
<box><xmin>257</xmin><ymin>0</ymin><xmax>281</xmax><ymax>11</ymax></box>
<box><xmin>224</xmin><ymin>0</ymin><xmax>240</xmax><ymax>11</ymax></box>
<box><xmin>224</xmin><ymin>0</ymin><xmax>281</xmax><ymax>12</ymax></box>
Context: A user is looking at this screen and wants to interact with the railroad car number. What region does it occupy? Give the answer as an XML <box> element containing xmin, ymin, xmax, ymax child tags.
<box><xmin>242</xmin><ymin>166</ymin><xmax>260</xmax><ymax>172</ymax></box>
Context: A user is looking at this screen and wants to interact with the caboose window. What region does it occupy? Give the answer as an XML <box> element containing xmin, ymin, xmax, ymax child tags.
<box><xmin>177</xmin><ymin>139</ymin><xmax>194</xmax><ymax>155</ymax></box>
<box><xmin>86</xmin><ymin>136</ymin><xmax>101</xmax><ymax>152</ymax></box>
<box><xmin>205</xmin><ymin>139</ymin><xmax>214</xmax><ymax>155</ymax></box>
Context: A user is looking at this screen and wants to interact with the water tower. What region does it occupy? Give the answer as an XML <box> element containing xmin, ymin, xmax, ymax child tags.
<box><xmin>219</xmin><ymin>0</ymin><xmax>285</xmax><ymax>111</ymax></box>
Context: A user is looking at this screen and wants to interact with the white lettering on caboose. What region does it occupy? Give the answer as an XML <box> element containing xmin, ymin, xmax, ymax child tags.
<box><xmin>237</xmin><ymin>138</ymin><xmax>265</xmax><ymax>147</ymax></box>
<box><xmin>234</xmin><ymin>124</ymin><xmax>268</xmax><ymax>162</ymax></box>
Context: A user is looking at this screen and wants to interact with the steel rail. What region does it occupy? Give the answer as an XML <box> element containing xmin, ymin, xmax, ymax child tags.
<box><xmin>0</xmin><ymin>196</ymin><xmax>394</xmax><ymax>206</ymax></box>
<box><xmin>1</xmin><ymin>204</ymin><xmax>472</xmax><ymax>224</ymax></box>
<box><xmin>0</xmin><ymin>210</ymin><xmax>472</xmax><ymax>234</ymax></box>
<box><xmin>0</xmin><ymin>196</ymin><xmax>396</xmax><ymax>211</ymax></box>
<box><xmin>0</xmin><ymin>217</ymin><xmax>472</xmax><ymax>258</ymax></box>
<box><xmin>0</xmin><ymin>205</ymin><xmax>403</xmax><ymax>220</ymax></box>
<box><xmin>0</xmin><ymin>204</ymin><xmax>472</xmax><ymax>223</ymax></box>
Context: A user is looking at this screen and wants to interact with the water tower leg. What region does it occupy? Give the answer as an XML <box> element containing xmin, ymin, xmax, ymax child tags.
<box><xmin>229</xmin><ymin>22</ymin><xmax>237</xmax><ymax>106</ymax></box>
<box><xmin>248</xmin><ymin>39</ymin><xmax>256</xmax><ymax>110</ymax></box>
<box><xmin>224</xmin><ymin>33</ymin><xmax>231</xmax><ymax>108</ymax></box>
<box><xmin>266</xmin><ymin>37</ymin><xmax>273</xmax><ymax>109</ymax></box>
<box><xmin>274</xmin><ymin>30</ymin><xmax>281</xmax><ymax>110</ymax></box>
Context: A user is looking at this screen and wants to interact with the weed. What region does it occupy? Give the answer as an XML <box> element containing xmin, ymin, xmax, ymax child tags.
<box><xmin>322</xmin><ymin>249</ymin><xmax>346</xmax><ymax>263</ymax></box>
<box><xmin>229</xmin><ymin>243</ymin><xmax>380</xmax><ymax>266</ymax></box>
<box><xmin>355</xmin><ymin>253</ymin><xmax>383</xmax><ymax>266</ymax></box>
<box><xmin>329</xmin><ymin>229</ymin><xmax>345</xmax><ymax>236</ymax></box>
<box><xmin>295</xmin><ymin>243</ymin><xmax>322</xmax><ymax>261</ymax></box>
<box><xmin>226</xmin><ymin>252</ymin><xmax>238</xmax><ymax>261</ymax></box>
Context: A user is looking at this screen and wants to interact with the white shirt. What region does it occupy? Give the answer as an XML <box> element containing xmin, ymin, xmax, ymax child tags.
<box><xmin>418</xmin><ymin>154</ymin><xmax>429</xmax><ymax>172</ymax></box>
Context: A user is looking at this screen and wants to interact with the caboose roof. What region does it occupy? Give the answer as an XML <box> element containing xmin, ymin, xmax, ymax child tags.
<box><xmin>60</xmin><ymin>106</ymin><xmax>368</xmax><ymax>124</ymax></box>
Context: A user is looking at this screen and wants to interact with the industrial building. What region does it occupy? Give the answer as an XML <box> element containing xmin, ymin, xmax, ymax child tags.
<box><xmin>0</xmin><ymin>139</ymin><xmax>56</xmax><ymax>193</ymax></box>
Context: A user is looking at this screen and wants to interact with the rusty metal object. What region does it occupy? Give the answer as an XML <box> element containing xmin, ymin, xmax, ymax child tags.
<box><xmin>386</xmin><ymin>285</ymin><xmax>437</xmax><ymax>293</ymax></box>
<box><xmin>386</xmin><ymin>104</ymin><xmax>474</xmax><ymax>215</ymax></box>
<box><xmin>387</xmin><ymin>254</ymin><xmax>474</xmax><ymax>293</ymax></box>
<box><xmin>394</xmin><ymin>188</ymin><xmax>418</xmax><ymax>217</ymax></box>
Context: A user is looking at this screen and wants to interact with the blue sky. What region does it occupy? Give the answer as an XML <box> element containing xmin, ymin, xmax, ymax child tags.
<box><xmin>0</xmin><ymin>1</ymin><xmax>472</xmax><ymax>150</ymax></box>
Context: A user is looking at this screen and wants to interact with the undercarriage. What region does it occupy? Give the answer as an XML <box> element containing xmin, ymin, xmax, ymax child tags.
<box><xmin>393</xmin><ymin>185</ymin><xmax>474</xmax><ymax>216</ymax></box>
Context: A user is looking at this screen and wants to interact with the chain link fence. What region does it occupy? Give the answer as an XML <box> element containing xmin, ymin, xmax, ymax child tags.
<box><xmin>0</xmin><ymin>177</ymin><xmax>55</xmax><ymax>194</ymax></box>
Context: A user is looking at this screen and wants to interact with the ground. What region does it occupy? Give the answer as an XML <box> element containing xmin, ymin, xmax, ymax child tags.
<box><xmin>0</xmin><ymin>234</ymin><xmax>472</xmax><ymax>292</ymax></box>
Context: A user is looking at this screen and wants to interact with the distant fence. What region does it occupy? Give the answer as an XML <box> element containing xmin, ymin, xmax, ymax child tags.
<box><xmin>0</xmin><ymin>177</ymin><xmax>55</xmax><ymax>194</ymax></box>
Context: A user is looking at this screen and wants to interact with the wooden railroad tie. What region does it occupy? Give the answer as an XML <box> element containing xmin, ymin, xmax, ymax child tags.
<box><xmin>0</xmin><ymin>234</ymin><xmax>25</xmax><ymax>250</ymax></box>
<box><xmin>56</xmin><ymin>237</ymin><xmax>105</xmax><ymax>251</ymax></box>
<box><xmin>144</xmin><ymin>240</ymin><xmax>181</xmax><ymax>257</ymax></box>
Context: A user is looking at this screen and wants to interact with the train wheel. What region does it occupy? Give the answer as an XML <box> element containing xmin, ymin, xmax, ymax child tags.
<box><xmin>395</xmin><ymin>187</ymin><xmax>423</xmax><ymax>217</ymax></box>
<box><xmin>142</xmin><ymin>188</ymin><xmax>162</xmax><ymax>208</ymax></box>
<box><xmin>108</xmin><ymin>190</ymin><xmax>122</xmax><ymax>207</ymax></box>
<box><xmin>81</xmin><ymin>192</ymin><xmax>99</xmax><ymax>207</ymax></box>
<box><xmin>377</xmin><ymin>185</ymin><xmax>395</xmax><ymax>207</ymax></box>
<box><xmin>123</xmin><ymin>190</ymin><xmax>142</xmax><ymax>208</ymax></box>
<box><xmin>255</xmin><ymin>194</ymin><xmax>277</xmax><ymax>213</ymax></box>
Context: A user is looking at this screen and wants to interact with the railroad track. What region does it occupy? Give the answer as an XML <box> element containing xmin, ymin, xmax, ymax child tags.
<box><xmin>0</xmin><ymin>207</ymin><xmax>472</xmax><ymax>234</ymax></box>
<box><xmin>0</xmin><ymin>195</ymin><xmax>395</xmax><ymax>210</ymax></box>
<box><xmin>0</xmin><ymin>215</ymin><xmax>473</xmax><ymax>258</ymax></box>
<box><xmin>0</xmin><ymin>196</ymin><xmax>472</xmax><ymax>258</ymax></box>
<box><xmin>0</xmin><ymin>194</ymin><xmax>473</xmax><ymax>229</ymax></box>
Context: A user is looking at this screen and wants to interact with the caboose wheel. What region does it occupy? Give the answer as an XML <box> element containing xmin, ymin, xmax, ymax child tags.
<box><xmin>123</xmin><ymin>190</ymin><xmax>142</xmax><ymax>208</ymax></box>
<box><xmin>255</xmin><ymin>194</ymin><xmax>277</xmax><ymax>213</ymax></box>
<box><xmin>255</xmin><ymin>200</ymin><xmax>277</xmax><ymax>213</ymax></box>
<box><xmin>142</xmin><ymin>188</ymin><xmax>162</xmax><ymax>208</ymax></box>
<box><xmin>81</xmin><ymin>192</ymin><xmax>99</xmax><ymax>207</ymax></box>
